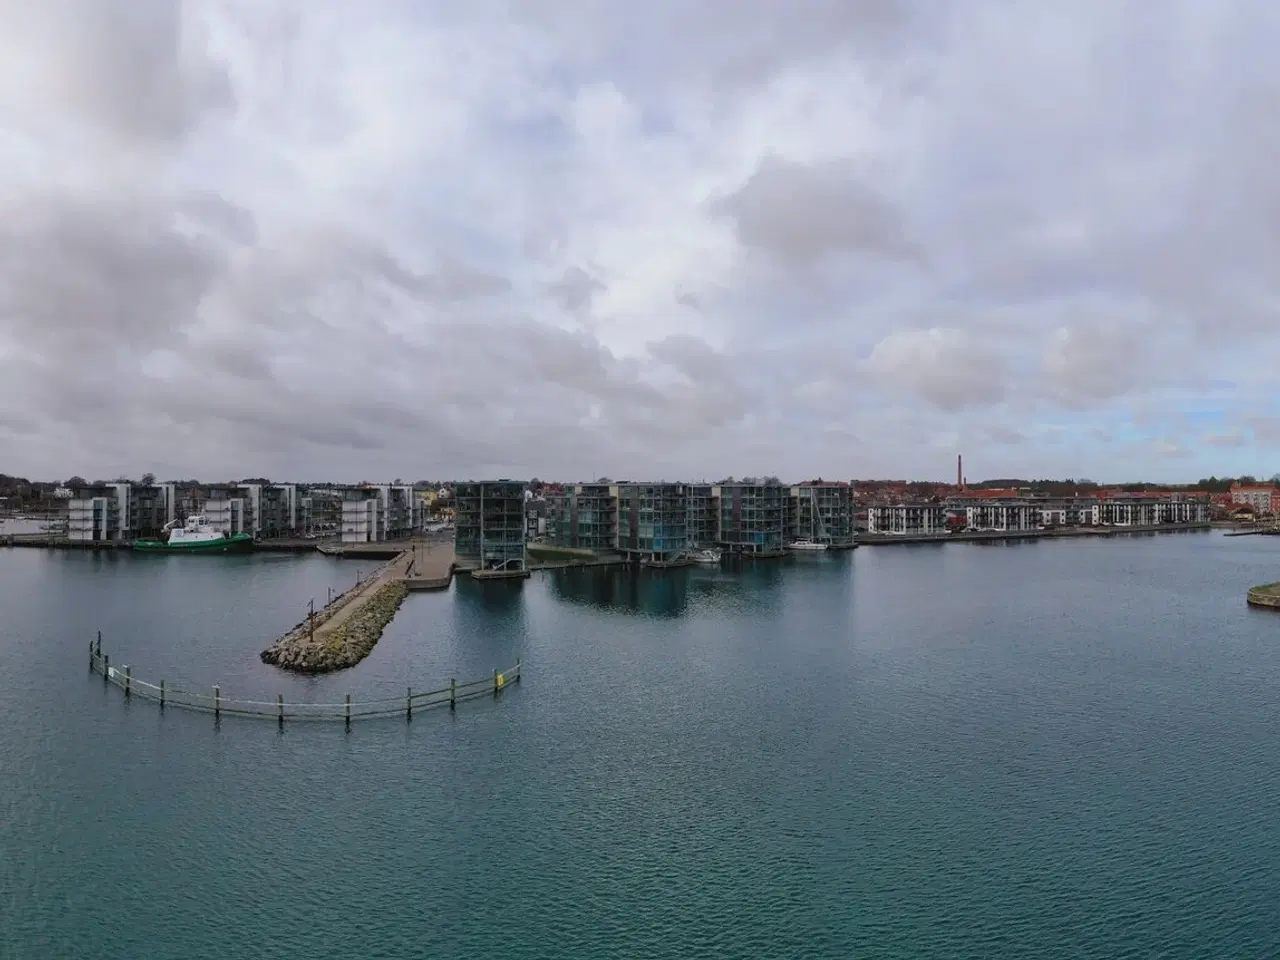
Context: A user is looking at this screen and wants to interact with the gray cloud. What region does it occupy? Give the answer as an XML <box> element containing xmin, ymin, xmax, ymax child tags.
<box><xmin>0</xmin><ymin>0</ymin><xmax>233</xmax><ymax>142</ymax></box>
<box><xmin>711</xmin><ymin>155</ymin><xmax>920</xmax><ymax>266</ymax></box>
<box><xmin>4</xmin><ymin>0</ymin><xmax>1280</xmax><ymax>483</ymax></box>
<box><xmin>545</xmin><ymin>266</ymin><xmax>606</xmax><ymax>313</ymax></box>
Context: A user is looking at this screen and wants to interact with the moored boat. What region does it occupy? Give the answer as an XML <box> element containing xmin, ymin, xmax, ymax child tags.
<box><xmin>691</xmin><ymin>548</ymin><xmax>722</xmax><ymax>564</ymax></box>
<box><xmin>134</xmin><ymin>516</ymin><xmax>254</xmax><ymax>554</ymax></box>
<box><xmin>786</xmin><ymin>539</ymin><xmax>827</xmax><ymax>552</ymax></box>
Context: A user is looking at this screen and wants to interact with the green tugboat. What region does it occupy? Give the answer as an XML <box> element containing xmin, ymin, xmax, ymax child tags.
<box><xmin>134</xmin><ymin>515</ymin><xmax>254</xmax><ymax>554</ymax></box>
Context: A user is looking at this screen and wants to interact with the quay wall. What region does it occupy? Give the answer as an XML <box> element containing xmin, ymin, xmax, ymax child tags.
<box><xmin>858</xmin><ymin>522</ymin><xmax>1212</xmax><ymax>546</ymax></box>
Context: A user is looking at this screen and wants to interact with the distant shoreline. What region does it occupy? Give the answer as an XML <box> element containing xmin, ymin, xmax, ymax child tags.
<box><xmin>857</xmin><ymin>522</ymin><xmax>1212</xmax><ymax>546</ymax></box>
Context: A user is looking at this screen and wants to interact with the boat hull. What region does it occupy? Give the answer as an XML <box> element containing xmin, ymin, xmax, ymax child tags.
<box><xmin>134</xmin><ymin>533</ymin><xmax>254</xmax><ymax>554</ymax></box>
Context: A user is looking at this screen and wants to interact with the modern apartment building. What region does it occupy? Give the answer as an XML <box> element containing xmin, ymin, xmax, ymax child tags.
<box><xmin>66</xmin><ymin>481</ymin><xmax>177</xmax><ymax>542</ymax></box>
<box><xmin>340</xmin><ymin>485</ymin><xmax>419</xmax><ymax>543</ymax></box>
<box><xmin>240</xmin><ymin>483</ymin><xmax>299</xmax><ymax>538</ymax></box>
<box><xmin>715</xmin><ymin>482</ymin><xmax>787</xmax><ymax>555</ymax></box>
<box><xmin>789</xmin><ymin>481</ymin><xmax>856</xmax><ymax>547</ymax></box>
<box><xmin>614</xmin><ymin>483</ymin><xmax>689</xmax><ymax>564</ymax></box>
<box><xmin>67</xmin><ymin>483</ymin><xmax>130</xmax><ymax>543</ymax></box>
<box><xmin>454</xmin><ymin>480</ymin><xmax>527</xmax><ymax>571</ymax></box>
<box><xmin>866</xmin><ymin>503</ymin><xmax>948</xmax><ymax>535</ymax></box>
<box><xmin>686</xmin><ymin>484</ymin><xmax>718</xmax><ymax>548</ymax></box>
<box><xmin>550</xmin><ymin>483</ymin><xmax>618</xmax><ymax>551</ymax></box>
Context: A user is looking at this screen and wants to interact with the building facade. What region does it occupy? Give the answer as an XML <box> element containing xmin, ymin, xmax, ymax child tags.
<box><xmin>454</xmin><ymin>481</ymin><xmax>527</xmax><ymax>571</ymax></box>
<box><xmin>686</xmin><ymin>484</ymin><xmax>718</xmax><ymax>548</ymax></box>
<box><xmin>867</xmin><ymin>504</ymin><xmax>947</xmax><ymax>535</ymax></box>
<box><xmin>67</xmin><ymin>483</ymin><xmax>130</xmax><ymax>543</ymax></box>
<box><xmin>66</xmin><ymin>481</ymin><xmax>178</xmax><ymax>542</ymax></box>
<box><xmin>339</xmin><ymin>484</ymin><xmax>419</xmax><ymax>543</ymax></box>
<box><xmin>790</xmin><ymin>482</ymin><xmax>856</xmax><ymax>547</ymax></box>
<box><xmin>1230</xmin><ymin>484</ymin><xmax>1279</xmax><ymax>516</ymax></box>
<box><xmin>614</xmin><ymin>483</ymin><xmax>689</xmax><ymax>563</ymax></box>
<box><xmin>715</xmin><ymin>483</ymin><xmax>787</xmax><ymax>555</ymax></box>
<box><xmin>550</xmin><ymin>483</ymin><xmax>618</xmax><ymax>551</ymax></box>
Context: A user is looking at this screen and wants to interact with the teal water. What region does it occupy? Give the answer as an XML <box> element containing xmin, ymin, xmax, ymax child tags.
<box><xmin>3</xmin><ymin>533</ymin><xmax>1280</xmax><ymax>957</ymax></box>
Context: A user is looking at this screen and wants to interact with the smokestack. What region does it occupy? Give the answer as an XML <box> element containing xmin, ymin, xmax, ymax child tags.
<box><xmin>957</xmin><ymin>454</ymin><xmax>963</xmax><ymax>489</ymax></box>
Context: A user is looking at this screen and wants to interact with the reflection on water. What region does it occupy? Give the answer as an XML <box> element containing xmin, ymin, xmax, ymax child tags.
<box><xmin>547</xmin><ymin>552</ymin><xmax>855</xmax><ymax>618</ymax></box>
<box><xmin>550</xmin><ymin>565</ymin><xmax>689</xmax><ymax>617</ymax></box>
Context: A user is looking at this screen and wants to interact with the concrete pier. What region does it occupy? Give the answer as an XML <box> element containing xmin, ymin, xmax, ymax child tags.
<box><xmin>402</xmin><ymin>540</ymin><xmax>455</xmax><ymax>591</ymax></box>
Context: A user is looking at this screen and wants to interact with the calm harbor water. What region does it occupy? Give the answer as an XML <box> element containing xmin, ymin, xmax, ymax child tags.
<box><xmin>3</xmin><ymin>532</ymin><xmax>1280</xmax><ymax>957</ymax></box>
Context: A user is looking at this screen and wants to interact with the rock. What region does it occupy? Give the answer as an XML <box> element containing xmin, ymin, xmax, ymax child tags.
<box><xmin>259</xmin><ymin>580</ymin><xmax>410</xmax><ymax>674</ymax></box>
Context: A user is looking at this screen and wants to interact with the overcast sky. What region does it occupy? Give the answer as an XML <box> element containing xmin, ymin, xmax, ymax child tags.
<box><xmin>2</xmin><ymin>1</ymin><xmax>1279</xmax><ymax>484</ymax></box>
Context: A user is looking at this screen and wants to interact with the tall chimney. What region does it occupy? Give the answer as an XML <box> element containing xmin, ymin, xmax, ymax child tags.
<box><xmin>957</xmin><ymin>454</ymin><xmax>963</xmax><ymax>489</ymax></box>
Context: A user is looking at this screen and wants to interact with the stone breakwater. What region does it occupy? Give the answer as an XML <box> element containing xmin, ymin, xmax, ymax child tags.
<box><xmin>261</xmin><ymin>580</ymin><xmax>411</xmax><ymax>673</ymax></box>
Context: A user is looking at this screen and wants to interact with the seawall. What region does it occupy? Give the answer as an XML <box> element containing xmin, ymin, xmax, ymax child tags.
<box><xmin>858</xmin><ymin>522</ymin><xmax>1212</xmax><ymax>546</ymax></box>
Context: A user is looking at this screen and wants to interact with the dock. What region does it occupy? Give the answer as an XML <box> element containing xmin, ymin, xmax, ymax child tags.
<box><xmin>402</xmin><ymin>540</ymin><xmax>455</xmax><ymax>590</ymax></box>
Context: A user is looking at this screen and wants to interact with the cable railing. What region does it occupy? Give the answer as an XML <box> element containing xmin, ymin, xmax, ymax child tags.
<box><xmin>88</xmin><ymin>634</ymin><xmax>520</xmax><ymax>725</ymax></box>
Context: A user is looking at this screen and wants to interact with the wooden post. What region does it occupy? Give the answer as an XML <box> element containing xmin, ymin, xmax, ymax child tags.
<box><xmin>96</xmin><ymin>630</ymin><xmax>102</xmax><ymax>657</ymax></box>
<box><xmin>89</xmin><ymin>639</ymin><xmax>95</xmax><ymax>671</ymax></box>
<box><xmin>308</xmin><ymin>598</ymin><xmax>315</xmax><ymax>642</ymax></box>
<box><xmin>103</xmin><ymin>653</ymin><xmax>109</xmax><ymax>684</ymax></box>
<box><xmin>160</xmin><ymin>679</ymin><xmax>165</xmax><ymax>709</ymax></box>
<box><xmin>345</xmin><ymin>693</ymin><xmax>351</xmax><ymax>725</ymax></box>
<box><xmin>516</xmin><ymin>658</ymin><xmax>522</xmax><ymax>682</ymax></box>
<box><xmin>214</xmin><ymin>684</ymin><xmax>221</xmax><ymax>719</ymax></box>
<box><xmin>450</xmin><ymin>678</ymin><xmax>456</xmax><ymax>710</ymax></box>
<box><xmin>493</xmin><ymin>668</ymin><xmax>499</xmax><ymax>697</ymax></box>
<box><xmin>124</xmin><ymin>665</ymin><xmax>131</xmax><ymax>698</ymax></box>
<box><xmin>277</xmin><ymin>693</ymin><xmax>284</xmax><ymax>725</ymax></box>
<box><xmin>406</xmin><ymin>686</ymin><xmax>412</xmax><ymax>721</ymax></box>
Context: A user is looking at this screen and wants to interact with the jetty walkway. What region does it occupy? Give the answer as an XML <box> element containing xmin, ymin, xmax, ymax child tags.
<box><xmin>90</xmin><ymin>634</ymin><xmax>519</xmax><ymax>725</ymax></box>
<box><xmin>260</xmin><ymin>539</ymin><xmax>454</xmax><ymax>673</ymax></box>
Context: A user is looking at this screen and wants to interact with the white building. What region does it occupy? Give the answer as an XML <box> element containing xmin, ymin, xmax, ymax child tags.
<box><xmin>341</xmin><ymin>497</ymin><xmax>380</xmax><ymax>543</ymax></box>
<box><xmin>204</xmin><ymin>496</ymin><xmax>247</xmax><ymax>536</ymax></box>
<box><xmin>867</xmin><ymin>504</ymin><xmax>946</xmax><ymax>535</ymax></box>
<box><xmin>1098</xmin><ymin>498</ymin><xmax>1208</xmax><ymax>526</ymax></box>
<box><xmin>962</xmin><ymin>501</ymin><xmax>1040</xmax><ymax>532</ymax></box>
<box><xmin>67</xmin><ymin>483</ymin><xmax>129</xmax><ymax>543</ymax></box>
<box><xmin>340</xmin><ymin>485</ymin><xmax>421</xmax><ymax>543</ymax></box>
